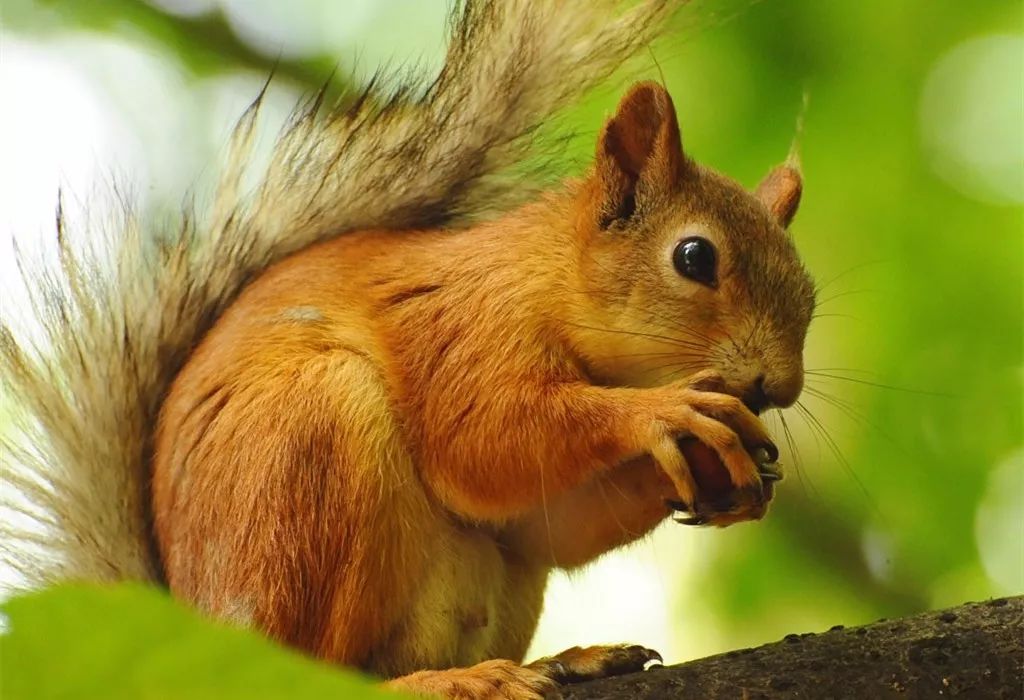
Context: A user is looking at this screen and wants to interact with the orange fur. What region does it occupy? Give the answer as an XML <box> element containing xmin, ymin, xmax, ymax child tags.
<box><xmin>151</xmin><ymin>81</ymin><xmax>815</xmax><ymax>694</ymax></box>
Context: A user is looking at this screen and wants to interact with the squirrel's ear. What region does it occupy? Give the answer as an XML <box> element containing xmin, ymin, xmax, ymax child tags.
<box><xmin>755</xmin><ymin>164</ymin><xmax>802</xmax><ymax>228</ymax></box>
<box><xmin>593</xmin><ymin>81</ymin><xmax>688</xmax><ymax>228</ymax></box>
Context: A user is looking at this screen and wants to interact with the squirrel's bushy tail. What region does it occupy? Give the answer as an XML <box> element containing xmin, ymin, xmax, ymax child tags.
<box><xmin>0</xmin><ymin>0</ymin><xmax>678</xmax><ymax>588</ymax></box>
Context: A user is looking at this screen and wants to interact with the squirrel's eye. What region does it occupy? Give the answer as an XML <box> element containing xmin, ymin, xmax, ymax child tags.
<box><xmin>672</xmin><ymin>237</ymin><xmax>717</xmax><ymax>287</ymax></box>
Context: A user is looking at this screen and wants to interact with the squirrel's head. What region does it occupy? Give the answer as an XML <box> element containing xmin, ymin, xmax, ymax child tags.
<box><xmin>568</xmin><ymin>81</ymin><xmax>815</xmax><ymax>413</ymax></box>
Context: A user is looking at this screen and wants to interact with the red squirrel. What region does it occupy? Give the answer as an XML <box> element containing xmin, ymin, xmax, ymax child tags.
<box><xmin>2</xmin><ymin>1</ymin><xmax>813</xmax><ymax>697</ymax></box>
<box><xmin>149</xmin><ymin>82</ymin><xmax>811</xmax><ymax>695</ymax></box>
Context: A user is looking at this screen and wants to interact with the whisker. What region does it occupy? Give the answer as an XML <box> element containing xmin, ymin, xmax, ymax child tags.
<box><xmin>795</xmin><ymin>401</ymin><xmax>850</xmax><ymax>472</ymax></box>
<box><xmin>600</xmin><ymin>350</ymin><xmax>702</xmax><ymax>362</ymax></box>
<box><xmin>739</xmin><ymin>313</ymin><xmax>763</xmax><ymax>355</ymax></box>
<box><xmin>802</xmin><ymin>386</ymin><xmax>904</xmax><ymax>453</ymax></box>
<box><xmin>560</xmin><ymin>320</ymin><xmax>709</xmax><ymax>353</ymax></box>
<box><xmin>811</xmin><ymin>312</ymin><xmax>859</xmax><ymax>321</ymax></box>
<box><xmin>814</xmin><ymin>288</ymin><xmax>874</xmax><ymax>309</ymax></box>
<box><xmin>805</xmin><ymin>371</ymin><xmax>952</xmax><ymax>398</ymax></box>
<box><xmin>806</xmin><ymin>367</ymin><xmax>881</xmax><ymax>375</ymax></box>
<box><xmin>559</xmin><ymin>278</ymin><xmax>724</xmax><ymax>348</ymax></box>
<box><xmin>596</xmin><ymin>476</ymin><xmax>641</xmax><ymax>540</ymax></box>
<box><xmin>776</xmin><ymin>408</ymin><xmax>815</xmax><ymax>499</ymax></box>
<box><xmin>647</xmin><ymin>360</ymin><xmax>712</xmax><ymax>385</ymax></box>
<box><xmin>813</xmin><ymin>259</ymin><xmax>884</xmax><ymax>296</ymax></box>
<box><xmin>676</xmin><ymin>318</ymin><xmax>729</xmax><ymax>349</ymax></box>
<box><xmin>795</xmin><ymin>401</ymin><xmax>826</xmax><ymax>467</ymax></box>
<box><xmin>538</xmin><ymin>455</ymin><xmax>559</xmax><ymax>569</ymax></box>
<box><xmin>650</xmin><ymin>360</ymin><xmax>709</xmax><ymax>375</ymax></box>
<box><xmin>795</xmin><ymin>400</ymin><xmax>884</xmax><ymax>521</ymax></box>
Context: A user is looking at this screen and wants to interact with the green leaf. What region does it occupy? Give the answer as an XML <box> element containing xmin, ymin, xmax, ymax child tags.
<box><xmin>1</xmin><ymin>583</ymin><xmax>405</xmax><ymax>700</ymax></box>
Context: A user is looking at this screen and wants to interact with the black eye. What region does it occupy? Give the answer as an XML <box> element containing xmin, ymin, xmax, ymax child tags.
<box><xmin>672</xmin><ymin>237</ymin><xmax>717</xmax><ymax>287</ymax></box>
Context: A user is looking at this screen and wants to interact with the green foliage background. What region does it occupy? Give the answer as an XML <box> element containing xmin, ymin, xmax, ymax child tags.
<box><xmin>1</xmin><ymin>0</ymin><xmax>1021</xmax><ymax>693</ymax></box>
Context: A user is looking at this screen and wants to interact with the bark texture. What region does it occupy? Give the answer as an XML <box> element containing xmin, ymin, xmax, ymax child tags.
<box><xmin>564</xmin><ymin>596</ymin><xmax>1023</xmax><ymax>699</ymax></box>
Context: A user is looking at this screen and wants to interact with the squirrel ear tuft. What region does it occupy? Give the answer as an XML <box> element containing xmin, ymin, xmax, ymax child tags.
<box><xmin>593</xmin><ymin>81</ymin><xmax>687</xmax><ymax>228</ymax></box>
<box><xmin>755</xmin><ymin>165</ymin><xmax>802</xmax><ymax>228</ymax></box>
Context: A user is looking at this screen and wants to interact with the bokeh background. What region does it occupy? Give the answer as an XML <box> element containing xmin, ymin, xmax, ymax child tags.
<box><xmin>2</xmin><ymin>0</ymin><xmax>1021</xmax><ymax>665</ymax></box>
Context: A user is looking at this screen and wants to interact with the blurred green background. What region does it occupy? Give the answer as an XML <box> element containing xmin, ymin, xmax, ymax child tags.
<box><xmin>1</xmin><ymin>0</ymin><xmax>1021</xmax><ymax>668</ymax></box>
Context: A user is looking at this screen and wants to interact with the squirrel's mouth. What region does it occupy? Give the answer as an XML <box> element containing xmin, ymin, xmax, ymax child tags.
<box><xmin>742</xmin><ymin>390</ymin><xmax>769</xmax><ymax>416</ymax></box>
<box><xmin>739</xmin><ymin>374</ymin><xmax>777</xmax><ymax>416</ymax></box>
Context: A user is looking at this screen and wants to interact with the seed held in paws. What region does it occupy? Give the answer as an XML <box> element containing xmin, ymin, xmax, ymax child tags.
<box><xmin>667</xmin><ymin>437</ymin><xmax>783</xmax><ymax>518</ymax></box>
<box><xmin>679</xmin><ymin>438</ymin><xmax>733</xmax><ymax>501</ymax></box>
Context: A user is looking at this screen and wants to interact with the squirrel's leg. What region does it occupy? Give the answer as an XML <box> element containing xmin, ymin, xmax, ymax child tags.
<box><xmin>155</xmin><ymin>348</ymin><xmax>434</xmax><ymax>663</ymax></box>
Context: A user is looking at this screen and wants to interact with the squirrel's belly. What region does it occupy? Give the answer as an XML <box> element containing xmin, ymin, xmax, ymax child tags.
<box><xmin>367</xmin><ymin>526</ymin><xmax>549</xmax><ymax>677</ymax></box>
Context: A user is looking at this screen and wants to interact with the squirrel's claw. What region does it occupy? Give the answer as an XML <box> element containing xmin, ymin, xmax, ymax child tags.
<box><xmin>672</xmin><ymin>514</ymin><xmax>708</xmax><ymax>526</ymax></box>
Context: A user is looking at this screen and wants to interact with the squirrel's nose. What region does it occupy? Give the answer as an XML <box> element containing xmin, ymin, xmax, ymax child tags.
<box><xmin>743</xmin><ymin>373</ymin><xmax>803</xmax><ymax>414</ymax></box>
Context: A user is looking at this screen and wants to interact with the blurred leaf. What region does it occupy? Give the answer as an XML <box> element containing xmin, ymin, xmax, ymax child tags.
<box><xmin>0</xmin><ymin>583</ymin><xmax>403</xmax><ymax>700</ymax></box>
<box><xmin>5</xmin><ymin>0</ymin><xmax>343</xmax><ymax>94</ymax></box>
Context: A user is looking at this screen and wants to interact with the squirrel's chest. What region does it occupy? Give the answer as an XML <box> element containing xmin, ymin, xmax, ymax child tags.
<box><xmin>370</xmin><ymin>527</ymin><xmax>548</xmax><ymax>676</ymax></box>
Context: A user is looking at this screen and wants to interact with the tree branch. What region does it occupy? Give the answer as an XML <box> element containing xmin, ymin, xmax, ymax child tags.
<box><xmin>564</xmin><ymin>597</ymin><xmax>1023</xmax><ymax>699</ymax></box>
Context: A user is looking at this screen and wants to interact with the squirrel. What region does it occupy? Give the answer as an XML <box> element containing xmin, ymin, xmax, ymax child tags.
<box><xmin>1</xmin><ymin>0</ymin><xmax>815</xmax><ymax>697</ymax></box>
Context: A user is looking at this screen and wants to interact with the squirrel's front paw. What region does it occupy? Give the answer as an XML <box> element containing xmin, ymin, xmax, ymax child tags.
<box><xmin>640</xmin><ymin>372</ymin><xmax>778</xmax><ymax>524</ymax></box>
